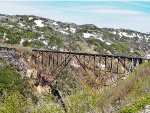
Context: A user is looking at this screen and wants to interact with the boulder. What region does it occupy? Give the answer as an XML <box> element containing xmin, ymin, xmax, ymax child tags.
<box><xmin>8</xmin><ymin>18</ymin><xmax>20</xmax><ymax>23</ymax></box>
<box><xmin>0</xmin><ymin>16</ymin><xmax>8</xmax><ymax>22</ymax></box>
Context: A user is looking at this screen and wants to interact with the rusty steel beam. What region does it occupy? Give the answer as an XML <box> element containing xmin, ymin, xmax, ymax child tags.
<box><xmin>32</xmin><ymin>49</ymin><xmax>148</xmax><ymax>76</ymax></box>
<box><xmin>54</xmin><ymin>57</ymin><xmax>73</xmax><ymax>76</ymax></box>
<box><xmin>75</xmin><ymin>55</ymin><xmax>88</xmax><ymax>74</ymax></box>
<box><xmin>32</xmin><ymin>49</ymin><xmax>150</xmax><ymax>61</ymax></box>
<box><xmin>52</xmin><ymin>54</ymin><xmax>71</xmax><ymax>74</ymax></box>
<box><xmin>1</xmin><ymin>46</ymin><xmax>150</xmax><ymax>77</ymax></box>
<box><xmin>2</xmin><ymin>46</ymin><xmax>150</xmax><ymax>88</ymax></box>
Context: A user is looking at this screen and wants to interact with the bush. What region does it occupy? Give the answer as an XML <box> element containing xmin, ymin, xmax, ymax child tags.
<box><xmin>0</xmin><ymin>62</ymin><xmax>28</xmax><ymax>96</ymax></box>
<box><xmin>6</xmin><ymin>36</ymin><xmax>21</xmax><ymax>44</ymax></box>
<box><xmin>33</xmin><ymin>95</ymin><xmax>65</xmax><ymax>113</ymax></box>
<box><xmin>120</xmin><ymin>97</ymin><xmax>150</xmax><ymax>113</ymax></box>
<box><xmin>66</xmin><ymin>85</ymin><xmax>100</xmax><ymax>113</ymax></box>
<box><xmin>0</xmin><ymin>59</ymin><xmax>64</xmax><ymax>113</ymax></box>
<box><xmin>48</xmin><ymin>35</ymin><xmax>62</xmax><ymax>48</ymax></box>
<box><xmin>111</xmin><ymin>43</ymin><xmax>129</xmax><ymax>55</ymax></box>
<box><xmin>0</xmin><ymin>91</ymin><xmax>33</xmax><ymax>113</ymax></box>
<box><xmin>64</xmin><ymin>62</ymin><xmax>150</xmax><ymax>113</ymax></box>
<box><xmin>86</xmin><ymin>38</ymin><xmax>110</xmax><ymax>53</ymax></box>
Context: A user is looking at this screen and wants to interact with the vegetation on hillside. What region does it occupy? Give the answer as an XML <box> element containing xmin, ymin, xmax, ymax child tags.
<box><xmin>0</xmin><ymin>57</ymin><xmax>150</xmax><ymax>113</ymax></box>
<box><xmin>0</xmin><ymin>14</ymin><xmax>150</xmax><ymax>56</ymax></box>
<box><xmin>64</xmin><ymin>62</ymin><xmax>150</xmax><ymax>113</ymax></box>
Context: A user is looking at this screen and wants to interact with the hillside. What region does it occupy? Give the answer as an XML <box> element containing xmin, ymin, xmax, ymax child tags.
<box><xmin>0</xmin><ymin>14</ymin><xmax>150</xmax><ymax>57</ymax></box>
<box><xmin>0</xmin><ymin>14</ymin><xmax>150</xmax><ymax>113</ymax></box>
<box><xmin>0</xmin><ymin>57</ymin><xmax>150</xmax><ymax>113</ymax></box>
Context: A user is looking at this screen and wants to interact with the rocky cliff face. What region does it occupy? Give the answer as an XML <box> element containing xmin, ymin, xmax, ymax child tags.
<box><xmin>0</xmin><ymin>14</ymin><xmax>150</xmax><ymax>57</ymax></box>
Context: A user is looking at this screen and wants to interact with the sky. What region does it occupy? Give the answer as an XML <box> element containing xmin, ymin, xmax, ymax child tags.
<box><xmin>0</xmin><ymin>1</ymin><xmax>150</xmax><ymax>33</ymax></box>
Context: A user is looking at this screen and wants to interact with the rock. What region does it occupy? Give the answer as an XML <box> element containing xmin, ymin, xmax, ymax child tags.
<box><xmin>26</xmin><ymin>69</ymin><xmax>33</xmax><ymax>78</ymax></box>
<box><xmin>36</xmin><ymin>85</ymin><xmax>51</xmax><ymax>95</ymax></box>
<box><xmin>26</xmin><ymin>68</ymin><xmax>37</xmax><ymax>78</ymax></box>
<box><xmin>141</xmin><ymin>105</ymin><xmax>150</xmax><ymax>113</ymax></box>
<box><xmin>8</xmin><ymin>18</ymin><xmax>20</xmax><ymax>23</ymax></box>
<box><xmin>37</xmin><ymin>85</ymin><xmax>45</xmax><ymax>95</ymax></box>
<box><xmin>0</xmin><ymin>16</ymin><xmax>8</xmax><ymax>22</ymax></box>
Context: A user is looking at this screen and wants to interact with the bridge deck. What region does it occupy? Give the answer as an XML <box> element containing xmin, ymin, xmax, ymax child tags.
<box><xmin>0</xmin><ymin>45</ymin><xmax>150</xmax><ymax>61</ymax></box>
<box><xmin>33</xmin><ymin>49</ymin><xmax>150</xmax><ymax>61</ymax></box>
<box><xmin>1</xmin><ymin>45</ymin><xmax>150</xmax><ymax>87</ymax></box>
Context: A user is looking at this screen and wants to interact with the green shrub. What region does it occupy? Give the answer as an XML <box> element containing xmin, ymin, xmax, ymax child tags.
<box><xmin>33</xmin><ymin>95</ymin><xmax>65</xmax><ymax>113</ymax></box>
<box><xmin>1</xmin><ymin>91</ymin><xmax>33</xmax><ymax>113</ymax></box>
<box><xmin>86</xmin><ymin>38</ymin><xmax>110</xmax><ymax>53</ymax></box>
<box><xmin>66</xmin><ymin>85</ymin><xmax>100</xmax><ymax>113</ymax></box>
<box><xmin>6</xmin><ymin>37</ymin><xmax>21</xmax><ymax>44</ymax></box>
<box><xmin>0</xmin><ymin>59</ymin><xmax>29</xmax><ymax>96</ymax></box>
<box><xmin>48</xmin><ymin>35</ymin><xmax>62</xmax><ymax>47</ymax></box>
<box><xmin>111</xmin><ymin>43</ymin><xmax>129</xmax><ymax>55</ymax></box>
<box><xmin>120</xmin><ymin>97</ymin><xmax>150</xmax><ymax>113</ymax></box>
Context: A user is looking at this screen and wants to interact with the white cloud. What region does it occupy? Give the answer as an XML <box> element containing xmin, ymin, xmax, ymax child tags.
<box><xmin>44</xmin><ymin>3</ymin><xmax>145</xmax><ymax>15</ymax></box>
<box><xmin>0</xmin><ymin>2</ymin><xmax>41</xmax><ymax>15</ymax></box>
<box><xmin>88</xmin><ymin>9</ymin><xmax>144</xmax><ymax>15</ymax></box>
<box><xmin>0</xmin><ymin>2</ymin><xmax>145</xmax><ymax>16</ymax></box>
<box><xmin>0</xmin><ymin>2</ymin><xmax>64</xmax><ymax>18</ymax></box>
<box><xmin>52</xmin><ymin>3</ymin><xmax>145</xmax><ymax>15</ymax></box>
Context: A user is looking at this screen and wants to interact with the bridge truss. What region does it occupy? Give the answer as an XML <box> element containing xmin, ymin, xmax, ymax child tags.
<box><xmin>0</xmin><ymin>46</ymin><xmax>149</xmax><ymax>87</ymax></box>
